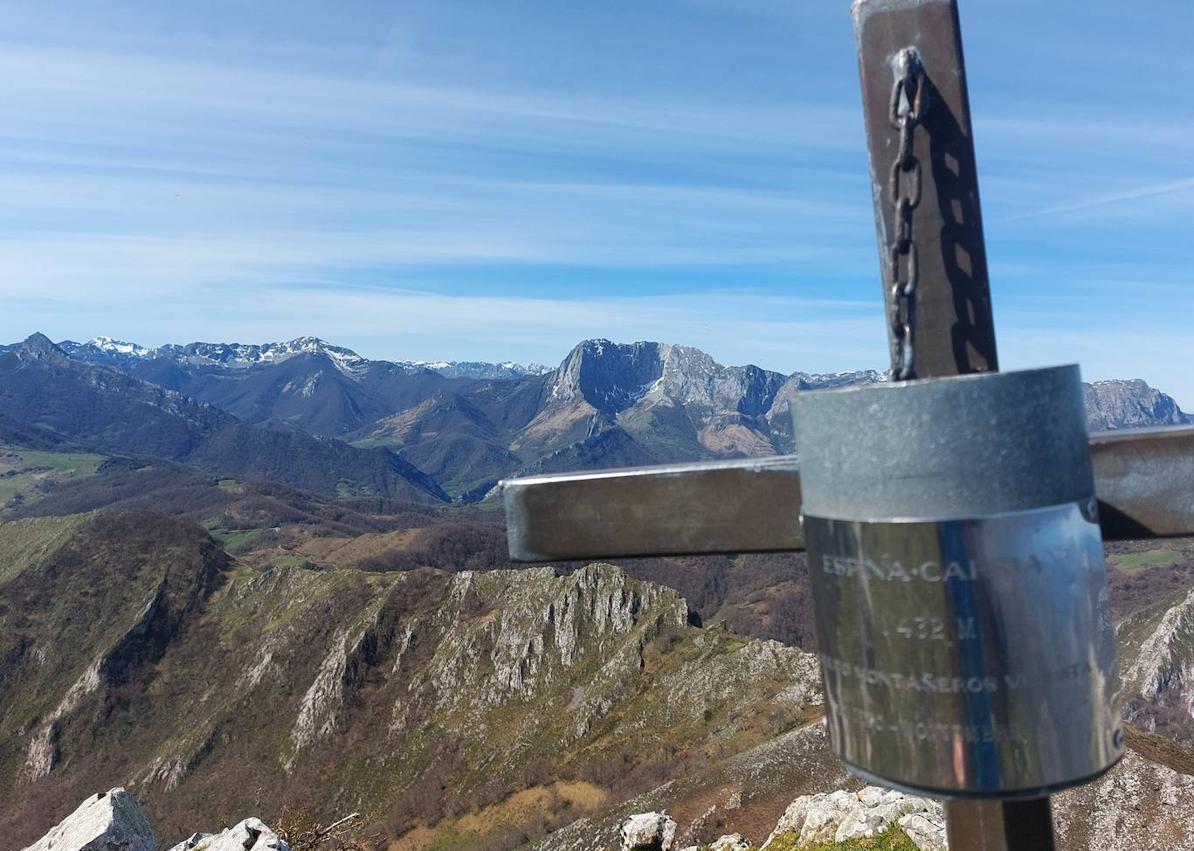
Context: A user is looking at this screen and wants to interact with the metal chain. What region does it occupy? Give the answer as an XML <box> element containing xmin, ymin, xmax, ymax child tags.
<box><xmin>888</xmin><ymin>48</ymin><xmax>926</xmax><ymax>381</ymax></box>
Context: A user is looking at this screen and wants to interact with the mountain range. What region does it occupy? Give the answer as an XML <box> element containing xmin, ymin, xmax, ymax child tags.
<box><xmin>1</xmin><ymin>333</ymin><xmax>1189</xmax><ymax>503</ymax></box>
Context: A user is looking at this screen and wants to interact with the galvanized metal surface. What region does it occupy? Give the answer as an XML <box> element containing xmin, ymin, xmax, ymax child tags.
<box><xmin>1092</xmin><ymin>426</ymin><xmax>1194</xmax><ymax>541</ymax></box>
<box><xmin>502</xmin><ymin>424</ymin><xmax>1194</xmax><ymax>561</ymax></box>
<box><xmin>854</xmin><ymin>0</ymin><xmax>998</xmax><ymax>377</ymax></box>
<box><xmin>794</xmin><ymin>367</ymin><xmax>1092</xmax><ymax>520</ymax></box>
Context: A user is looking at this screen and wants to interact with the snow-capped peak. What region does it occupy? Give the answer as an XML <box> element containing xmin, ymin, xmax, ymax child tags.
<box><xmin>406</xmin><ymin>360</ymin><xmax>553</xmax><ymax>380</ymax></box>
<box><xmin>88</xmin><ymin>336</ymin><xmax>152</xmax><ymax>357</ymax></box>
<box><xmin>164</xmin><ymin>337</ymin><xmax>370</xmax><ymax>376</ymax></box>
<box><xmin>56</xmin><ymin>334</ymin><xmax>548</xmax><ymax>382</ymax></box>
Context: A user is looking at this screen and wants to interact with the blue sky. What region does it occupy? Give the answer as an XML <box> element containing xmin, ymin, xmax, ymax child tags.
<box><xmin>2</xmin><ymin>1</ymin><xmax>1192</xmax><ymax>404</ymax></box>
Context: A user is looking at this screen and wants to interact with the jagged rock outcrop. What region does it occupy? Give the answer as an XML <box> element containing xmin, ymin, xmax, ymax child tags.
<box><xmin>532</xmin><ymin>721</ymin><xmax>849</xmax><ymax>850</ymax></box>
<box><xmin>17</xmin><ymin>787</ymin><xmax>291</xmax><ymax>851</ymax></box>
<box><xmin>163</xmin><ymin>833</ymin><xmax>213</xmax><ymax>851</ymax></box>
<box><xmin>20</xmin><ymin>788</ymin><xmax>155</xmax><ymax>851</ymax></box>
<box><xmin>1055</xmin><ymin>748</ymin><xmax>1194</xmax><ymax>850</ymax></box>
<box><xmin>761</xmin><ymin>786</ymin><xmax>944</xmax><ymax>849</ymax></box>
<box><xmin>1118</xmin><ymin>585</ymin><xmax>1194</xmax><ymax>746</ymax></box>
<box><xmin>183</xmin><ymin>818</ymin><xmax>290</xmax><ymax>851</ymax></box>
<box><xmin>621</xmin><ymin>812</ymin><xmax>678</xmax><ymax>850</ymax></box>
<box><xmin>617</xmin><ymin>785</ymin><xmax>945</xmax><ymax>851</ymax></box>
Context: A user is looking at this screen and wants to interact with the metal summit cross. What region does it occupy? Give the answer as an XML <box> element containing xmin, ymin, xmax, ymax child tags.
<box><xmin>500</xmin><ymin>1</ymin><xmax>1194</xmax><ymax>848</ymax></box>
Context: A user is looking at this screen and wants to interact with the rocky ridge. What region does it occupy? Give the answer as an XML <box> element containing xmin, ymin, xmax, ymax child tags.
<box><xmin>0</xmin><ymin>513</ymin><xmax>824</xmax><ymax>849</ymax></box>
<box><xmin>579</xmin><ymin>731</ymin><xmax>1194</xmax><ymax>851</ymax></box>
<box><xmin>1117</xmin><ymin>582</ymin><xmax>1194</xmax><ymax>746</ymax></box>
<box><xmin>17</xmin><ymin>786</ymin><xmax>297</xmax><ymax>851</ymax></box>
<box><xmin>57</xmin><ymin>336</ymin><xmax>551</xmax><ymax>382</ymax></box>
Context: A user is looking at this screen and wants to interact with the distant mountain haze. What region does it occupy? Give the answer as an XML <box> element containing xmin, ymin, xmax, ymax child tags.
<box><xmin>0</xmin><ymin>333</ymin><xmax>1188</xmax><ymax>502</ymax></box>
<box><xmin>0</xmin><ymin>335</ymin><xmax>447</xmax><ymax>503</ymax></box>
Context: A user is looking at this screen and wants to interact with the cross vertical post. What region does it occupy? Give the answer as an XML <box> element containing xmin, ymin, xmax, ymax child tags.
<box><xmin>852</xmin><ymin>0</ymin><xmax>1049</xmax><ymax>846</ymax></box>
<box><xmin>853</xmin><ymin>0</ymin><xmax>997</xmax><ymax>380</ymax></box>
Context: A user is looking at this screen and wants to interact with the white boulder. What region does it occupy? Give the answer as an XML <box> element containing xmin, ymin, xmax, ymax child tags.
<box><xmin>709</xmin><ymin>834</ymin><xmax>752</xmax><ymax>851</ymax></box>
<box><xmin>20</xmin><ymin>788</ymin><xmax>155</xmax><ymax>851</ymax></box>
<box><xmin>163</xmin><ymin>833</ymin><xmax>213</xmax><ymax>851</ymax></box>
<box><xmin>898</xmin><ymin>810</ymin><xmax>948</xmax><ymax>851</ymax></box>
<box><xmin>762</xmin><ymin>785</ymin><xmax>945</xmax><ymax>849</ymax></box>
<box><xmin>188</xmin><ymin>818</ymin><xmax>290</xmax><ymax>851</ymax></box>
<box><xmin>621</xmin><ymin>811</ymin><xmax>679</xmax><ymax>850</ymax></box>
<box><xmin>765</xmin><ymin>789</ymin><xmax>856</xmax><ymax>845</ymax></box>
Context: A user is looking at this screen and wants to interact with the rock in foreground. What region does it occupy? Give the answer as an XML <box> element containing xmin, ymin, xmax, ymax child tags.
<box><xmin>185</xmin><ymin>818</ymin><xmax>290</xmax><ymax>851</ymax></box>
<box><xmin>20</xmin><ymin>788</ymin><xmax>155</xmax><ymax>851</ymax></box>
<box><xmin>621</xmin><ymin>811</ymin><xmax>679</xmax><ymax>850</ymax></box>
<box><xmin>762</xmin><ymin>786</ymin><xmax>945</xmax><ymax>850</ymax></box>
<box><xmin>19</xmin><ymin>787</ymin><xmax>291</xmax><ymax>851</ymax></box>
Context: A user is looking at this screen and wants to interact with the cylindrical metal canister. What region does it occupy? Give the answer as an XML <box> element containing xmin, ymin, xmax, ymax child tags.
<box><xmin>792</xmin><ymin>365</ymin><xmax>1121</xmax><ymax>798</ymax></box>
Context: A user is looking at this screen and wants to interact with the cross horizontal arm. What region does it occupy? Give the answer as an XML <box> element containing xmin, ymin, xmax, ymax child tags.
<box><xmin>504</xmin><ymin>455</ymin><xmax>803</xmax><ymax>561</ymax></box>
<box><xmin>502</xmin><ymin>425</ymin><xmax>1194</xmax><ymax>561</ymax></box>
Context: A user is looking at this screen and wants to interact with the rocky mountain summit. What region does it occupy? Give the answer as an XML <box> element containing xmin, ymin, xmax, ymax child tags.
<box><xmin>1085</xmin><ymin>379</ymin><xmax>1191</xmax><ymax>431</ymax></box>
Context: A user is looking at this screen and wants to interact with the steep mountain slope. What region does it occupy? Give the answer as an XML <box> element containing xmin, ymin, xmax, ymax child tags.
<box><xmin>0</xmin><ymin>513</ymin><xmax>824</xmax><ymax>850</ymax></box>
<box><xmin>0</xmin><ymin>336</ymin><xmax>446</xmax><ymax>503</ymax></box>
<box><xmin>1118</xmin><ymin>581</ymin><xmax>1194</xmax><ymax>747</ymax></box>
<box><xmin>357</xmin><ymin>390</ymin><xmax>529</xmax><ymax>498</ymax></box>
